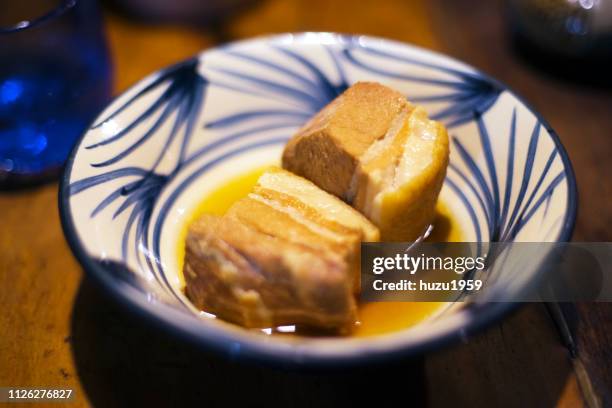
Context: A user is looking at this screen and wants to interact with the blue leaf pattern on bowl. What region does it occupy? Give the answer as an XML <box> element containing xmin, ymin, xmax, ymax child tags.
<box><xmin>63</xmin><ymin>34</ymin><xmax>575</xmax><ymax>324</ymax></box>
<box><xmin>69</xmin><ymin>58</ymin><xmax>207</xmax><ymax>284</ymax></box>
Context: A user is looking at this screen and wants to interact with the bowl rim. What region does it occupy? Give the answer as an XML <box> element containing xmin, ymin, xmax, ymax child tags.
<box><xmin>58</xmin><ymin>32</ymin><xmax>578</xmax><ymax>367</ymax></box>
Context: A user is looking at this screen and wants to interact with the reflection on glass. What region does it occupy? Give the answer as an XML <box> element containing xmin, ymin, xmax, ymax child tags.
<box><xmin>0</xmin><ymin>0</ymin><xmax>112</xmax><ymax>186</ymax></box>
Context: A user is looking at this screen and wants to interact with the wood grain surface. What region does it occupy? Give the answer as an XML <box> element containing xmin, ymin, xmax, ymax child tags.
<box><xmin>1</xmin><ymin>0</ymin><xmax>610</xmax><ymax>407</ymax></box>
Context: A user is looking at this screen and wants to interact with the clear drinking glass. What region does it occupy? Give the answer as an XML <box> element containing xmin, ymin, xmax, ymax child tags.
<box><xmin>0</xmin><ymin>0</ymin><xmax>112</xmax><ymax>187</ymax></box>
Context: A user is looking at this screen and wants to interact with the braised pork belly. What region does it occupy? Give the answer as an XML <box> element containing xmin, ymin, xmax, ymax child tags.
<box><xmin>282</xmin><ymin>82</ymin><xmax>449</xmax><ymax>241</ymax></box>
<box><xmin>184</xmin><ymin>167</ymin><xmax>379</xmax><ymax>332</ymax></box>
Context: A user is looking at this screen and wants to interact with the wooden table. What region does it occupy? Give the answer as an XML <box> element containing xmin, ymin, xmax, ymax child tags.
<box><xmin>1</xmin><ymin>0</ymin><xmax>610</xmax><ymax>406</ymax></box>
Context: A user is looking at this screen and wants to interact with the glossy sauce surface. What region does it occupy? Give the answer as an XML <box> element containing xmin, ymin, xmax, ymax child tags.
<box><xmin>178</xmin><ymin>166</ymin><xmax>463</xmax><ymax>337</ymax></box>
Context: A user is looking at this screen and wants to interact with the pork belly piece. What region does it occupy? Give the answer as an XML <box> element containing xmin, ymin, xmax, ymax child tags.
<box><xmin>282</xmin><ymin>82</ymin><xmax>449</xmax><ymax>242</ymax></box>
<box><xmin>184</xmin><ymin>167</ymin><xmax>379</xmax><ymax>332</ymax></box>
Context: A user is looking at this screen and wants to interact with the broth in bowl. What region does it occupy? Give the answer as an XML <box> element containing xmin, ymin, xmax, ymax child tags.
<box><xmin>177</xmin><ymin>165</ymin><xmax>465</xmax><ymax>337</ymax></box>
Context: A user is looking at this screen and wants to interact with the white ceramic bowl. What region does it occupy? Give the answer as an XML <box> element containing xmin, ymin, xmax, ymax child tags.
<box><xmin>60</xmin><ymin>33</ymin><xmax>577</xmax><ymax>365</ymax></box>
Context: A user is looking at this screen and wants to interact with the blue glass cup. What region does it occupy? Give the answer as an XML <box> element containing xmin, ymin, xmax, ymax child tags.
<box><xmin>0</xmin><ymin>0</ymin><xmax>112</xmax><ymax>187</ymax></box>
